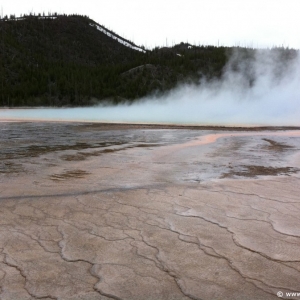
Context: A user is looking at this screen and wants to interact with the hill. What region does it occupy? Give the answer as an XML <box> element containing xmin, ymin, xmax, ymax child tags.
<box><xmin>0</xmin><ymin>14</ymin><xmax>297</xmax><ymax>106</ymax></box>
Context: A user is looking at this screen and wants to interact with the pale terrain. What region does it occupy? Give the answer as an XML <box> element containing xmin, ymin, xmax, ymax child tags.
<box><xmin>1</xmin><ymin>122</ymin><xmax>300</xmax><ymax>300</ymax></box>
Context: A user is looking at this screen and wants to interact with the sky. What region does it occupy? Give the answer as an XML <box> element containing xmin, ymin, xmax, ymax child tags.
<box><xmin>1</xmin><ymin>0</ymin><xmax>299</xmax><ymax>49</ymax></box>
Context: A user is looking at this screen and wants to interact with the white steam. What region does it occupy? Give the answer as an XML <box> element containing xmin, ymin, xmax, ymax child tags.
<box><xmin>1</xmin><ymin>49</ymin><xmax>300</xmax><ymax>126</ymax></box>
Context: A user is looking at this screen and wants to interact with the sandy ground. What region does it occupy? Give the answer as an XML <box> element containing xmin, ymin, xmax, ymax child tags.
<box><xmin>1</xmin><ymin>122</ymin><xmax>300</xmax><ymax>300</ymax></box>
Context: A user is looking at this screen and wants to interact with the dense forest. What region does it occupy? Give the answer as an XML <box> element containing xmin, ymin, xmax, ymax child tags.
<box><xmin>0</xmin><ymin>13</ymin><xmax>298</xmax><ymax>107</ymax></box>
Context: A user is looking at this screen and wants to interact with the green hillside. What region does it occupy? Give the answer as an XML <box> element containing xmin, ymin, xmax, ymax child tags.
<box><xmin>0</xmin><ymin>14</ymin><xmax>297</xmax><ymax>106</ymax></box>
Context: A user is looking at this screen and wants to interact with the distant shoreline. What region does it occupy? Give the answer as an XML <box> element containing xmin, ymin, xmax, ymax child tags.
<box><xmin>1</xmin><ymin>119</ymin><xmax>300</xmax><ymax>131</ymax></box>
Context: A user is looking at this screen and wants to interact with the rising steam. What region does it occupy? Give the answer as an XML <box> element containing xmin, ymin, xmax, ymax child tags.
<box><xmin>1</xmin><ymin>49</ymin><xmax>300</xmax><ymax>126</ymax></box>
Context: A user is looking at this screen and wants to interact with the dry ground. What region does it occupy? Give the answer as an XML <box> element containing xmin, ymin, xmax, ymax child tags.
<box><xmin>1</xmin><ymin>122</ymin><xmax>300</xmax><ymax>300</ymax></box>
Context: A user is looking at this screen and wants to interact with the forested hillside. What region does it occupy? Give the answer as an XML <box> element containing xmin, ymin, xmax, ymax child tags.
<box><xmin>0</xmin><ymin>14</ymin><xmax>297</xmax><ymax>106</ymax></box>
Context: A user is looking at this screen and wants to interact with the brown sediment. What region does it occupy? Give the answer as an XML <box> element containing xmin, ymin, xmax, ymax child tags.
<box><xmin>60</xmin><ymin>149</ymin><xmax>118</xmax><ymax>161</ymax></box>
<box><xmin>0</xmin><ymin>142</ymin><xmax>128</xmax><ymax>161</ymax></box>
<box><xmin>60</xmin><ymin>153</ymin><xmax>89</xmax><ymax>161</ymax></box>
<box><xmin>74</xmin><ymin>122</ymin><xmax>300</xmax><ymax>132</ymax></box>
<box><xmin>61</xmin><ymin>144</ymin><xmax>161</xmax><ymax>161</ymax></box>
<box><xmin>2</xmin><ymin>118</ymin><xmax>300</xmax><ymax>130</ymax></box>
<box><xmin>262</xmin><ymin>138</ymin><xmax>294</xmax><ymax>152</ymax></box>
<box><xmin>0</xmin><ymin>161</ymin><xmax>24</xmax><ymax>174</ymax></box>
<box><xmin>221</xmin><ymin>165</ymin><xmax>299</xmax><ymax>178</ymax></box>
<box><xmin>0</xmin><ymin>143</ymin><xmax>93</xmax><ymax>160</ymax></box>
<box><xmin>49</xmin><ymin>169</ymin><xmax>90</xmax><ymax>181</ymax></box>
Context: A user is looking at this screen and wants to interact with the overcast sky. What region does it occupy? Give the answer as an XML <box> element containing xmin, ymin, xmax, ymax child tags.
<box><xmin>1</xmin><ymin>0</ymin><xmax>299</xmax><ymax>49</ymax></box>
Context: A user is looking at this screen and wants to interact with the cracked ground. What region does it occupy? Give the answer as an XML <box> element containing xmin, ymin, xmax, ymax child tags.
<box><xmin>1</xmin><ymin>122</ymin><xmax>300</xmax><ymax>300</ymax></box>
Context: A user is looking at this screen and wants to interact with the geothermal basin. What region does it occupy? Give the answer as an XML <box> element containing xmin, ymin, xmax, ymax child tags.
<box><xmin>1</xmin><ymin>121</ymin><xmax>300</xmax><ymax>299</ymax></box>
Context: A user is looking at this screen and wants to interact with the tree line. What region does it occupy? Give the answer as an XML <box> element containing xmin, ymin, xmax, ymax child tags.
<box><xmin>0</xmin><ymin>14</ymin><xmax>297</xmax><ymax>107</ymax></box>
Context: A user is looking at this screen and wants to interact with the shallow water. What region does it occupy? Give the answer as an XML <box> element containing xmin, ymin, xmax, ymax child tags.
<box><xmin>1</xmin><ymin>122</ymin><xmax>300</xmax><ymax>182</ymax></box>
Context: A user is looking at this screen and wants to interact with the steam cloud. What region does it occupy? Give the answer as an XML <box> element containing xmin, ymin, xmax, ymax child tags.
<box><xmin>1</xmin><ymin>49</ymin><xmax>300</xmax><ymax>126</ymax></box>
